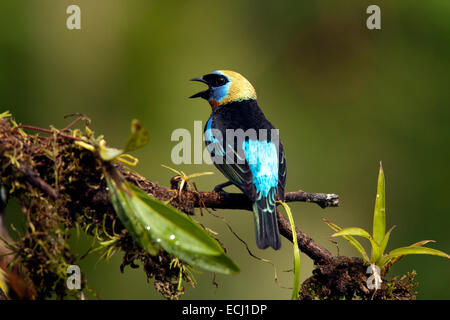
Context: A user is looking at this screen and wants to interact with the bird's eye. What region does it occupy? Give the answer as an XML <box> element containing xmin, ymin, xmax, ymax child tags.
<box><xmin>203</xmin><ymin>74</ymin><xmax>229</xmax><ymax>87</ymax></box>
<box><xmin>216</xmin><ymin>76</ymin><xmax>228</xmax><ymax>86</ymax></box>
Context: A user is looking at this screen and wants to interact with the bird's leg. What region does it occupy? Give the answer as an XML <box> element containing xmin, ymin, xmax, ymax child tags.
<box><xmin>209</xmin><ymin>181</ymin><xmax>234</xmax><ymax>212</ymax></box>
<box><xmin>213</xmin><ymin>181</ymin><xmax>233</xmax><ymax>194</ymax></box>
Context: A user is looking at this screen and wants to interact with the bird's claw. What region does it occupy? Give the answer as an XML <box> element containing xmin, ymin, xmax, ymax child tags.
<box><xmin>213</xmin><ymin>181</ymin><xmax>233</xmax><ymax>194</ymax></box>
<box><xmin>213</xmin><ymin>186</ymin><xmax>229</xmax><ymax>194</ymax></box>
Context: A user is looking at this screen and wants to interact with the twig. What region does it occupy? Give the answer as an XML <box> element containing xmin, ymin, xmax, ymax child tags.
<box><xmin>197</xmin><ymin>189</ymin><xmax>338</xmax><ymax>210</ymax></box>
<box><xmin>284</xmin><ymin>190</ymin><xmax>339</xmax><ymax>209</ymax></box>
<box><xmin>21</xmin><ymin>166</ymin><xmax>59</xmax><ymax>200</ymax></box>
<box><xmin>13</xmin><ymin>125</ymin><xmax>82</xmax><ymax>141</ymax></box>
<box><xmin>276</xmin><ymin>210</ymin><xmax>334</xmax><ymax>265</ymax></box>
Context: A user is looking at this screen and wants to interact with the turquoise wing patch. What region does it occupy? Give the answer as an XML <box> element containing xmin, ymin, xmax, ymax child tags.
<box><xmin>243</xmin><ymin>139</ymin><xmax>279</xmax><ymax>197</ymax></box>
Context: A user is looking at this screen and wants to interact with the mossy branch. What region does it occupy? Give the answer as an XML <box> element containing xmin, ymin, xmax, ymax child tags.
<box><xmin>0</xmin><ymin>116</ymin><xmax>417</xmax><ymax>300</ymax></box>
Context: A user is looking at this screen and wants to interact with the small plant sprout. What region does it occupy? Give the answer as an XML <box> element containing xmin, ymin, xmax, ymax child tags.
<box><xmin>323</xmin><ymin>162</ymin><xmax>450</xmax><ymax>276</ymax></box>
<box><xmin>0</xmin><ymin>110</ymin><xmax>12</xmax><ymax>119</ymax></box>
<box><xmin>85</xmin><ymin>214</ymin><xmax>122</xmax><ymax>263</ymax></box>
<box><xmin>161</xmin><ymin>164</ymin><xmax>213</xmax><ymax>195</ymax></box>
<box><xmin>169</xmin><ymin>257</ymin><xmax>199</xmax><ymax>292</ymax></box>
<box><xmin>75</xmin><ymin>118</ymin><xmax>149</xmax><ymax>167</ymax></box>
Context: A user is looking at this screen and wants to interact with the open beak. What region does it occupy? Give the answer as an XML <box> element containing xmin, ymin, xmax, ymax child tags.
<box><xmin>189</xmin><ymin>77</ymin><xmax>210</xmax><ymax>99</ymax></box>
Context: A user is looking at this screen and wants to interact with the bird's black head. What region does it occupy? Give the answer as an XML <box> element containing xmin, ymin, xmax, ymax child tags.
<box><xmin>190</xmin><ymin>70</ymin><xmax>257</xmax><ymax>109</ymax></box>
<box><xmin>189</xmin><ymin>72</ymin><xmax>229</xmax><ymax>100</ymax></box>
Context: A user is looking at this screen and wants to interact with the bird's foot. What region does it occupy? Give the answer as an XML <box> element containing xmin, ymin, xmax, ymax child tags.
<box><xmin>212</xmin><ymin>181</ymin><xmax>233</xmax><ymax>194</ymax></box>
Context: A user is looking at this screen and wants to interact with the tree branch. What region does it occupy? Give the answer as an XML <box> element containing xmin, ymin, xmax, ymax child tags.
<box><xmin>0</xmin><ymin>116</ymin><xmax>417</xmax><ymax>300</ymax></box>
<box><xmin>190</xmin><ymin>189</ymin><xmax>339</xmax><ymax>210</ymax></box>
<box><xmin>119</xmin><ymin>166</ymin><xmax>338</xmax><ymax>265</ymax></box>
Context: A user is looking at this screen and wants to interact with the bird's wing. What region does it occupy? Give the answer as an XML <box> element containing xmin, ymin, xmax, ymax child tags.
<box><xmin>205</xmin><ymin>119</ymin><xmax>256</xmax><ymax>201</ymax></box>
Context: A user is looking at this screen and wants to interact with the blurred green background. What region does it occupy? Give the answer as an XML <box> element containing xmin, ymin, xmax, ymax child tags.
<box><xmin>1</xmin><ymin>0</ymin><xmax>449</xmax><ymax>299</ymax></box>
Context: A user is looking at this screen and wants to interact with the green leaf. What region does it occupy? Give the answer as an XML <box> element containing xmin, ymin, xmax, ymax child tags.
<box><xmin>380</xmin><ymin>245</ymin><xmax>450</xmax><ymax>267</ymax></box>
<box><xmin>323</xmin><ymin>219</ymin><xmax>370</xmax><ymax>263</ymax></box>
<box><xmin>332</xmin><ymin>227</ymin><xmax>382</xmax><ymax>262</ymax></box>
<box><xmin>409</xmin><ymin>240</ymin><xmax>436</xmax><ymax>247</ymax></box>
<box><xmin>378</xmin><ymin>225</ymin><xmax>396</xmax><ymax>261</ymax></box>
<box><xmin>97</xmin><ymin>120</ymin><xmax>149</xmax><ymax>162</ymax></box>
<box><xmin>279</xmin><ymin>201</ymin><xmax>301</xmax><ymax>300</ymax></box>
<box><xmin>185</xmin><ymin>172</ymin><xmax>214</xmax><ymax>179</ymax></box>
<box><xmin>373</xmin><ymin>162</ymin><xmax>386</xmax><ymax>244</ymax></box>
<box><xmin>381</xmin><ymin>240</ymin><xmax>435</xmax><ymax>270</ymax></box>
<box><xmin>332</xmin><ymin>227</ymin><xmax>372</xmax><ymax>240</ymax></box>
<box><xmin>370</xmin><ymin>242</ymin><xmax>383</xmax><ymax>263</ymax></box>
<box><xmin>123</xmin><ymin>119</ymin><xmax>150</xmax><ymax>152</ymax></box>
<box><xmin>107</xmin><ymin>175</ymin><xmax>159</xmax><ymax>255</ymax></box>
<box><xmin>106</xmin><ymin>174</ymin><xmax>239</xmax><ymax>275</ymax></box>
<box><xmin>161</xmin><ymin>164</ymin><xmax>182</xmax><ymax>176</ymax></box>
<box><xmin>0</xmin><ymin>110</ymin><xmax>12</xmax><ymax>119</ymax></box>
<box><xmin>99</xmin><ymin>146</ymin><xmax>124</xmax><ymax>161</ymax></box>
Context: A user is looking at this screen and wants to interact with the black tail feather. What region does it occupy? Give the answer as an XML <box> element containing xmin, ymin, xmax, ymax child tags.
<box><xmin>252</xmin><ymin>188</ymin><xmax>281</xmax><ymax>250</ymax></box>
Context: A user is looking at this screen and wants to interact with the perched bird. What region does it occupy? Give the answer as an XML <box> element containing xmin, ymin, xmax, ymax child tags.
<box><xmin>190</xmin><ymin>70</ymin><xmax>286</xmax><ymax>250</ymax></box>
